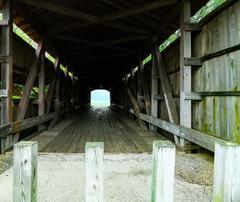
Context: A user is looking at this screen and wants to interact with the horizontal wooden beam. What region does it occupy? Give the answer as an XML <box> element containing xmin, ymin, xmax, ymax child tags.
<box><xmin>185</xmin><ymin>91</ymin><xmax>240</xmax><ymax>100</ymax></box>
<box><xmin>0</xmin><ymin>109</ymin><xmax>71</xmax><ymax>139</ymax></box>
<box><xmin>137</xmin><ymin>112</ymin><xmax>231</xmax><ymax>152</ymax></box>
<box><xmin>19</xmin><ymin>0</ymin><xmax>99</xmax><ymax>23</ymax></box>
<box><xmin>0</xmin><ymin>55</ymin><xmax>11</xmax><ymax>63</ymax></box>
<box><xmin>184</xmin><ymin>92</ymin><xmax>202</xmax><ymax>100</ymax></box>
<box><xmin>0</xmin><ymin>89</ymin><xmax>8</xmax><ymax>98</ymax></box>
<box><xmin>184</xmin><ymin>57</ymin><xmax>203</xmax><ymax>66</ymax></box>
<box><xmin>0</xmin><ymin>19</ymin><xmax>9</xmax><ymax>26</ymax></box>
<box><xmin>184</xmin><ymin>23</ymin><xmax>202</xmax><ymax>31</ymax></box>
<box><xmin>202</xmin><ymin>43</ymin><xmax>240</xmax><ymax>61</ymax></box>
<box><xmin>98</xmin><ymin>0</ymin><xmax>178</xmax><ymax>23</ymax></box>
<box><xmin>21</xmin><ymin>0</ymin><xmax>177</xmax><ymax>27</ymax></box>
<box><xmin>50</xmin><ymin>35</ymin><xmax>134</xmax><ymax>53</ymax></box>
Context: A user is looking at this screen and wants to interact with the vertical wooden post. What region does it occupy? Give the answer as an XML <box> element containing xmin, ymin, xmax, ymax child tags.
<box><xmin>85</xmin><ymin>142</ymin><xmax>104</xmax><ymax>202</ymax></box>
<box><xmin>151</xmin><ymin>50</ymin><xmax>158</xmax><ymax>132</ymax></box>
<box><xmin>137</xmin><ymin>66</ymin><xmax>143</xmax><ymax>111</ymax></box>
<box><xmin>151</xmin><ymin>140</ymin><xmax>175</xmax><ymax>202</ymax></box>
<box><xmin>154</xmin><ymin>45</ymin><xmax>180</xmax><ymax>145</ymax></box>
<box><xmin>48</xmin><ymin>58</ymin><xmax>61</xmax><ymax>129</ymax></box>
<box><xmin>213</xmin><ymin>142</ymin><xmax>240</xmax><ymax>202</ymax></box>
<box><xmin>38</xmin><ymin>49</ymin><xmax>45</xmax><ymax>131</ymax></box>
<box><xmin>13</xmin><ymin>141</ymin><xmax>38</xmax><ymax>202</ymax></box>
<box><xmin>180</xmin><ymin>0</ymin><xmax>192</xmax><ymax>147</ymax></box>
<box><xmin>139</xmin><ymin>59</ymin><xmax>151</xmax><ymax>115</ymax></box>
<box><xmin>1</xmin><ymin>0</ymin><xmax>13</xmax><ymax>153</ymax></box>
<box><xmin>46</xmin><ymin>57</ymin><xmax>59</xmax><ymax>113</ymax></box>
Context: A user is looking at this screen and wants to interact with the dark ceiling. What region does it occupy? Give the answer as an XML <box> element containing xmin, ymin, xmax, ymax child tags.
<box><xmin>13</xmin><ymin>0</ymin><xmax>208</xmax><ymax>89</ymax></box>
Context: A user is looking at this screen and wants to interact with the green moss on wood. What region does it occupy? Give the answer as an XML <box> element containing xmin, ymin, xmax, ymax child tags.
<box><xmin>233</xmin><ymin>100</ymin><xmax>240</xmax><ymax>143</ymax></box>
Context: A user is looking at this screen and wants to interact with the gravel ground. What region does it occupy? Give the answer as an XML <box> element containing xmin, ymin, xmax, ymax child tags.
<box><xmin>0</xmin><ymin>153</ymin><xmax>213</xmax><ymax>202</ymax></box>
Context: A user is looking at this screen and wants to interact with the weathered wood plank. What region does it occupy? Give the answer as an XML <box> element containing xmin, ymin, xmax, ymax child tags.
<box><xmin>0</xmin><ymin>0</ymin><xmax>13</xmax><ymax>153</ymax></box>
<box><xmin>179</xmin><ymin>0</ymin><xmax>192</xmax><ymax>147</ymax></box>
<box><xmin>137</xmin><ymin>112</ymin><xmax>231</xmax><ymax>152</ymax></box>
<box><xmin>14</xmin><ymin>41</ymin><xmax>44</xmax><ymax>143</ymax></box>
<box><xmin>139</xmin><ymin>60</ymin><xmax>151</xmax><ymax>115</ymax></box>
<box><xmin>13</xmin><ymin>141</ymin><xmax>38</xmax><ymax>202</ymax></box>
<box><xmin>213</xmin><ymin>142</ymin><xmax>240</xmax><ymax>202</ymax></box>
<box><xmin>38</xmin><ymin>49</ymin><xmax>46</xmax><ymax>131</ymax></box>
<box><xmin>151</xmin><ymin>141</ymin><xmax>175</xmax><ymax>202</ymax></box>
<box><xmin>85</xmin><ymin>142</ymin><xmax>104</xmax><ymax>202</ymax></box>
<box><xmin>154</xmin><ymin>46</ymin><xmax>180</xmax><ymax>145</ymax></box>
<box><xmin>124</xmin><ymin>82</ymin><xmax>148</xmax><ymax>131</ymax></box>
<box><xmin>46</xmin><ymin>57</ymin><xmax>59</xmax><ymax>113</ymax></box>
<box><xmin>151</xmin><ymin>51</ymin><xmax>158</xmax><ymax>132</ymax></box>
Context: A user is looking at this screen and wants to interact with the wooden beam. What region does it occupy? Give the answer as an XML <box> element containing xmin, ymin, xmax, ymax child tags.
<box><xmin>213</xmin><ymin>142</ymin><xmax>240</xmax><ymax>202</ymax></box>
<box><xmin>85</xmin><ymin>142</ymin><xmax>104</xmax><ymax>202</ymax></box>
<box><xmin>102</xmin><ymin>35</ymin><xmax>148</xmax><ymax>46</ymax></box>
<box><xmin>50</xmin><ymin>35</ymin><xmax>134</xmax><ymax>53</ymax></box>
<box><xmin>46</xmin><ymin>57</ymin><xmax>59</xmax><ymax>113</ymax></box>
<box><xmin>135</xmin><ymin>112</ymin><xmax>230</xmax><ymax>152</ymax></box>
<box><xmin>48</xmin><ymin>58</ymin><xmax>61</xmax><ymax>129</ymax></box>
<box><xmin>184</xmin><ymin>23</ymin><xmax>202</xmax><ymax>31</ymax></box>
<box><xmin>48</xmin><ymin>19</ymin><xmax>151</xmax><ymax>36</ymax></box>
<box><xmin>139</xmin><ymin>60</ymin><xmax>151</xmax><ymax>115</ymax></box>
<box><xmin>78</xmin><ymin>0</ymin><xmax>178</xmax><ymax>28</ymax></box>
<box><xmin>1</xmin><ymin>0</ymin><xmax>13</xmax><ymax>153</ymax></box>
<box><xmin>124</xmin><ymin>81</ymin><xmax>148</xmax><ymax>131</ymax></box>
<box><xmin>154</xmin><ymin>46</ymin><xmax>180</xmax><ymax>145</ymax></box>
<box><xmin>13</xmin><ymin>141</ymin><xmax>38</xmax><ymax>202</ymax></box>
<box><xmin>14</xmin><ymin>41</ymin><xmax>44</xmax><ymax>143</ymax></box>
<box><xmin>151</xmin><ymin>141</ymin><xmax>175</xmax><ymax>202</ymax></box>
<box><xmin>184</xmin><ymin>57</ymin><xmax>202</xmax><ymax>66</ymax></box>
<box><xmin>19</xmin><ymin>0</ymin><xmax>99</xmax><ymax>23</ymax></box>
<box><xmin>151</xmin><ymin>50</ymin><xmax>158</xmax><ymax>132</ymax></box>
<box><xmin>179</xmin><ymin>0</ymin><xmax>192</xmax><ymax>147</ymax></box>
<box><xmin>38</xmin><ymin>50</ymin><xmax>46</xmax><ymax>131</ymax></box>
<box><xmin>20</xmin><ymin>0</ymin><xmax>177</xmax><ymax>27</ymax></box>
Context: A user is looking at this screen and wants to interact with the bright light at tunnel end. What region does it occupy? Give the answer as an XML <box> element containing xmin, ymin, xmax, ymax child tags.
<box><xmin>91</xmin><ymin>89</ymin><xmax>110</xmax><ymax>108</ymax></box>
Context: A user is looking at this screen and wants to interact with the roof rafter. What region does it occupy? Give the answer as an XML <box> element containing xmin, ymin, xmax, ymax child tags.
<box><xmin>19</xmin><ymin>0</ymin><xmax>177</xmax><ymax>35</ymax></box>
<box><xmin>50</xmin><ymin>35</ymin><xmax>135</xmax><ymax>53</ymax></box>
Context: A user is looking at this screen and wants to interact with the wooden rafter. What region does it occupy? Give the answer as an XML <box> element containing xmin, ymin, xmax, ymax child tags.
<box><xmin>20</xmin><ymin>0</ymin><xmax>177</xmax><ymax>35</ymax></box>
<box><xmin>50</xmin><ymin>35</ymin><xmax>135</xmax><ymax>53</ymax></box>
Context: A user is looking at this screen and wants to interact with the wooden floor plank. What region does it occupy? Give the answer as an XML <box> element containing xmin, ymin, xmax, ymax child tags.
<box><xmin>39</xmin><ymin>107</ymin><xmax>162</xmax><ymax>153</ymax></box>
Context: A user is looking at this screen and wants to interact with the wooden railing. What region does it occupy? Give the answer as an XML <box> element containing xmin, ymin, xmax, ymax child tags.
<box><xmin>12</xmin><ymin>141</ymin><xmax>240</xmax><ymax>202</ymax></box>
<box><xmin>110</xmin><ymin>103</ymin><xmax>233</xmax><ymax>152</ymax></box>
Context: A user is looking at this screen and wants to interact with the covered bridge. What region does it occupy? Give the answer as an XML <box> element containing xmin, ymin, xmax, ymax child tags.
<box><xmin>0</xmin><ymin>0</ymin><xmax>239</xmax><ymax>154</ymax></box>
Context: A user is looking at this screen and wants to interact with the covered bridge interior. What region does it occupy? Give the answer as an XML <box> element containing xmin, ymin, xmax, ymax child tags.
<box><xmin>0</xmin><ymin>0</ymin><xmax>239</xmax><ymax>154</ymax></box>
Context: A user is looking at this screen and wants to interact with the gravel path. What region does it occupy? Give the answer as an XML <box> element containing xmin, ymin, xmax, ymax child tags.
<box><xmin>0</xmin><ymin>153</ymin><xmax>213</xmax><ymax>202</ymax></box>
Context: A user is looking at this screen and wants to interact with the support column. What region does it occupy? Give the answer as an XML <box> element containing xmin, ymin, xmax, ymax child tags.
<box><xmin>139</xmin><ymin>59</ymin><xmax>151</xmax><ymax>115</ymax></box>
<box><xmin>151</xmin><ymin>50</ymin><xmax>158</xmax><ymax>132</ymax></box>
<box><xmin>0</xmin><ymin>0</ymin><xmax>13</xmax><ymax>153</ymax></box>
<box><xmin>48</xmin><ymin>58</ymin><xmax>61</xmax><ymax>129</ymax></box>
<box><xmin>46</xmin><ymin>57</ymin><xmax>59</xmax><ymax>113</ymax></box>
<box><xmin>180</xmin><ymin>0</ymin><xmax>192</xmax><ymax>146</ymax></box>
<box><xmin>38</xmin><ymin>48</ymin><xmax>45</xmax><ymax>131</ymax></box>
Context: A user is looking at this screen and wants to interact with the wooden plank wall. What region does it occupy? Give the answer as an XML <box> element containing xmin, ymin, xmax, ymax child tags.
<box><xmin>160</xmin><ymin>1</ymin><xmax>240</xmax><ymax>143</ymax></box>
<box><xmin>112</xmin><ymin>1</ymin><xmax>240</xmax><ymax>144</ymax></box>
<box><xmin>192</xmin><ymin>2</ymin><xmax>240</xmax><ymax>143</ymax></box>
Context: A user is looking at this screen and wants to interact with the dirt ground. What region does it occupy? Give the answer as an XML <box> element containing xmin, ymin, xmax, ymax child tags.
<box><xmin>0</xmin><ymin>152</ymin><xmax>213</xmax><ymax>202</ymax></box>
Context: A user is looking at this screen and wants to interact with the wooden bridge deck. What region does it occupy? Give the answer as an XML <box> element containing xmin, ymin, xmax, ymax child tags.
<box><xmin>31</xmin><ymin>107</ymin><xmax>161</xmax><ymax>153</ymax></box>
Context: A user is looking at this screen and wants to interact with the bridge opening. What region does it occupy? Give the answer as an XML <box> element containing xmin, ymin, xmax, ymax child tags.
<box><xmin>90</xmin><ymin>89</ymin><xmax>110</xmax><ymax>108</ymax></box>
